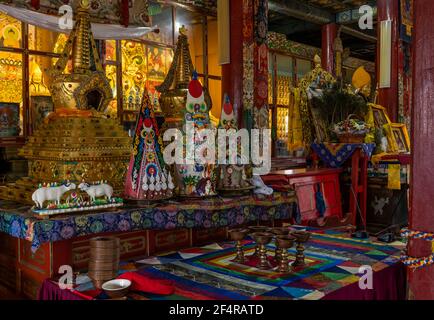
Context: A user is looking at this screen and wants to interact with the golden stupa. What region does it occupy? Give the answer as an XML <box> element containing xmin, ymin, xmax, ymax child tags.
<box><xmin>0</xmin><ymin>0</ymin><xmax>131</xmax><ymax>203</ymax></box>
<box><xmin>157</xmin><ymin>26</ymin><xmax>212</xmax><ymax>130</ymax></box>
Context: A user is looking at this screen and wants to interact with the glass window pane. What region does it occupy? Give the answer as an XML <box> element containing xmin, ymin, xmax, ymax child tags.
<box><xmin>121</xmin><ymin>41</ymin><xmax>147</xmax><ymax>111</ymax></box>
<box><xmin>0</xmin><ymin>52</ymin><xmax>23</xmax><ymax>137</ymax></box>
<box><xmin>276</xmin><ymin>54</ymin><xmax>292</xmax><ymax>76</ymax></box>
<box><xmin>207</xmin><ymin>17</ymin><xmax>221</xmax><ymax>77</ymax></box>
<box><xmin>105</xmin><ymin>40</ymin><xmax>117</xmax><ymax>61</ymax></box>
<box><xmin>268</xmin><ymin>53</ymin><xmax>274</xmax><ymax>105</ymax></box>
<box><xmin>0</xmin><ymin>13</ymin><xmax>22</xmax><ymax>49</ymax></box>
<box><xmin>208</xmin><ymin>78</ymin><xmax>221</xmax><ymax>122</ymax></box>
<box><xmin>296</xmin><ymin>58</ymin><xmax>312</xmax><ymax>80</ymax></box>
<box><xmin>29</xmin><ymin>55</ymin><xmax>54</xmax><ymax>132</ymax></box>
<box><xmin>144</xmin><ymin>1</ymin><xmax>174</xmax><ymax>45</ymax></box>
<box><xmin>147</xmin><ymin>46</ymin><xmax>173</xmax><ymax>113</ymax></box>
<box><xmin>29</xmin><ymin>25</ymin><xmax>61</xmax><ymax>52</ymax></box>
<box><xmin>276</xmin><ymin>55</ymin><xmax>292</xmax><ymax>106</ymax></box>
<box><xmin>176</xmin><ymin>7</ymin><xmax>203</xmax><ymax>73</ymax></box>
<box><xmin>105</xmin><ymin>65</ymin><xmax>118</xmax><ymax>117</ymax></box>
<box><xmin>52</xmin><ymin>33</ymin><xmax>72</xmax><ymax>73</ymax></box>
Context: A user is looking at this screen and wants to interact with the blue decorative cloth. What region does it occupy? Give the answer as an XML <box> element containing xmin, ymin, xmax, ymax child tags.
<box><xmin>311</xmin><ymin>143</ymin><xmax>375</xmax><ymax>168</ymax></box>
<box><xmin>0</xmin><ymin>192</ymin><xmax>296</xmax><ymax>253</ymax></box>
<box><xmin>315</xmin><ymin>183</ymin><xmax>326</xmax><ymax>217</ymax></box>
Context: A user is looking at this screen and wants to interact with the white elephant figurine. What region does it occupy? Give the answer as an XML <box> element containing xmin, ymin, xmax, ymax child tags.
<box><xmin>32</xmin><ymin>183</ymin><xmax>77</xmax><ymax>209</ymax></box>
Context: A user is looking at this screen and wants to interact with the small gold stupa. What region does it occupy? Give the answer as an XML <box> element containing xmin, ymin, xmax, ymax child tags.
<box><xmin>157</xmin><ymin>26</ymin><xmax>212</xmax><ymax>130</ymax></box>
<box><xmin>0</xmin><ymin>0</ymin><xmax>131</xmax><ymax>203</ymax></box>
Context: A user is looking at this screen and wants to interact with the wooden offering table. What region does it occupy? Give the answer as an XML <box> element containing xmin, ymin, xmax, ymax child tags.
<box><xmin>263</xmin><ymin>168</ymin><xmax>343</xmax><ymax>223</ymax></box>
<box><xmin>311</xmin><ymin>143</ymin><xmax>376</xmax><ymax>227</ymax></box>
<box><xmin>0</xmin><ymin>192</ymin><xmax>296</xmax><ymax>299</ymax></box>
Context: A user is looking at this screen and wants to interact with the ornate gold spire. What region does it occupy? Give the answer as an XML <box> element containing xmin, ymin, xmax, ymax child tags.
<box><xmin>0</xmin><ymin>0</ymin><xmax>131</xmax><ymax>204</ymax></box>
<box><xmin>72</xmin><ymin>1</ymin><xmax>92</xmax><ymax>73</ymax></box>
<box><xmin>157</xmin><ymin>27</ymin><xmax>212</xmax><ymax>123</ymax></box>
<box><xmin>49</xmin><ymin>0</ymin><xmax>111</xmax><ymax>113</ymax></box>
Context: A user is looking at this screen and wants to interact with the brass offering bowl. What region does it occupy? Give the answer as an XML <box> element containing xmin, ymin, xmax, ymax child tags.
<box><xmin>291</xmin><ymin>231</ymin><xmax>311</xmax><ymax>243</ymax></box>
<box><xmin>102</xmin><ymin>279</ymin><xmax>131</xmax><ymax>299</ymax></box>
<box><xmin>251</xmin><ymin>232</ymin><xmax>274</xmax><ymax>270</ymax></box>
<box><xmin>248</xmin><ymin>226</ymin><xmax>268</xmax><ymax>257</ymax></box>
<box><xmin>275</xmin><ymin>235</ymin><xmax>296</xmax><ymax>273</ymax></box>
<box><xmin>270</xmin><ymin>227</ymin><xmax>290</xmax><ymax>236</ymax></box>
<box><xmin>270</xmin><ymin>227</ymin><xmax>289</xmax><ymax>262</ymax></box>
<box><xmin>229</xmin><ymin>228</ymin><xmax>248</xmax><ymax>263</ymax></box>
<box><xmin>290</xmin><ymin>231</ymin><xmax>311</xmax><ymax>267</ymax></box>
<box><xmin>248</xmin><ymin>226</ymin><xmax>268</xmax><ymax>233</ymax></box>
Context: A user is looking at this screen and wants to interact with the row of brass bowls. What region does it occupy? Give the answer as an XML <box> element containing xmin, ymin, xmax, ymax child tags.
<box><xmin>229</xmin><ymin>226</ymin><xmax>311</xmax><ymax>269</ymax></box>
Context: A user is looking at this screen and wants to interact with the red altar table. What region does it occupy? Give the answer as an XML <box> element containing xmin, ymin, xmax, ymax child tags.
<box><xmin>0</xmin><ymin>192</ymin><xmax>296</xmax><ymax>299</ymax></box>
<box><xmin>310</xmin><ymin>143</ymin><xmax>376</xmax><ymax>227</ymax></box>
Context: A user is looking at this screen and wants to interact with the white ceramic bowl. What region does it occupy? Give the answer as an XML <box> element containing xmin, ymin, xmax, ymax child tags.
<box><xmin>102</xmin><ymin>279</ymin><xmax>131</xmax><ymax>298</ymax></box>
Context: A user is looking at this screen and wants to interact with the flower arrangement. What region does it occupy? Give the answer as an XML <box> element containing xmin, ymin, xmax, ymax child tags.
<box><xmin>312</xmin><ymin>81</ymin><xmax>368</xmax><ymax>142</ymax></box>
<box><xmin>333</xmin><ymin>116</ymin><xmax>368</xmax><ymax>143</ymax></box>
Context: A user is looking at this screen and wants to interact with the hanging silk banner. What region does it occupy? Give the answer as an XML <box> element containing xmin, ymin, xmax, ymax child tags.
<box><xmin>387</xmin><ymin>164</ymin><xmax>401</xmax><ymax>190</ymax></box>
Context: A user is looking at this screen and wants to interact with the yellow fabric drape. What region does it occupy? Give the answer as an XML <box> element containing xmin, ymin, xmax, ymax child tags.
<box><xmin>287</xmin><ymin>88</ymin><xmax>304</xmax><ymax>152</ymax></box>
<box><xmin>387</xmin><ymin>164</ymin><xmax>401</xmax><ymax>190</ymax></box>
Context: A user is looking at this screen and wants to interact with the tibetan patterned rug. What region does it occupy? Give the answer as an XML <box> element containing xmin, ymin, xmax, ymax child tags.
<box><xmin>40</xmin><ymin>228</ymin><xmax>406</xmax><ymax>300</ymax></box>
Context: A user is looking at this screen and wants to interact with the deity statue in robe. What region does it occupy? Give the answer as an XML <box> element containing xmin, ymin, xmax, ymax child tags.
<box><xmin>352</xmin><ymin>66</ymin><xmax>372</xmax><ymax>102</ymax></box>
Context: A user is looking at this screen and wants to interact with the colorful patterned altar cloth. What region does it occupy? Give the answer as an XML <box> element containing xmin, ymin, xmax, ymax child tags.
<box><xmin>0</xmin><ymin>192</ymin><xmax>296</xmax><ymax>252</ymax></box>
<box><xmin>311</xmin><ymin>143</ymin><xmax>375</xmax><ymax>168</ymax></box>
<box><xmin>40</xmin><ymin>228</ymin><xmax>406</xmax><ymax>300</ymax></box>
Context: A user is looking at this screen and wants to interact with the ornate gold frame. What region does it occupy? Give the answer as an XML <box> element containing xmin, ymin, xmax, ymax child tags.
<box><xmin>389</xmin><ymin>123</ymin><xmax>411</xmax><ymax>153</ymax></box>
<box><xmin>369</xmin><ymin>104</ymin><xmax>392</xmax><ymax>130</ymax></box>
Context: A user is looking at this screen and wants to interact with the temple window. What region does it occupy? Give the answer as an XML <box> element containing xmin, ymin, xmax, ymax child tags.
<box><xmin>0</xmin><ymin>2</ymin><xmax>221</xmax><ymax>148</ymax></box>
<box><xmin>103</xmin><ymin>2</ymin><xmax>220</xmax><ymax>128</ymax></box>
<box><xmin>268</xmin><ymin>52</ymin><xmax>313</xmax><ymax>157</ymax></box>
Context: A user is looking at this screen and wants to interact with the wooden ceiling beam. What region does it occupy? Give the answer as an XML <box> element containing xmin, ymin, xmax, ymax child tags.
<box><xmin>268</xmin><ymin>0</ymin><xmax>377</xmax><ymax>43</ymax></box>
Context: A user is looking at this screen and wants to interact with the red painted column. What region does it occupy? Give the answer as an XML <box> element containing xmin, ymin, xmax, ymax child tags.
<box><xmin>408</xmin><ymin>0</ymin><xmax>434</xmax><ymax>300</ymax></box>
<box><xmin>321</xmin><ymin>23</ymin><xmax>337</xmax><ymax>75</ymax></box>
<box><xmin>221</xmin><ymin>0</ymin><xmax>244</xmax><ymax>126</ymax></box>
<box><xmin>376</xmin><ymin>0</ymin><xmax>399</xmax><ymax>121</ymax></box>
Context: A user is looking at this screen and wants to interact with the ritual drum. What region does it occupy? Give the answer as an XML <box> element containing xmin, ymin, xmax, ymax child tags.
<box><xmin>88</xmin><ymin>237</ymin><xmax>120</xmax><ymax>289</ymax></box>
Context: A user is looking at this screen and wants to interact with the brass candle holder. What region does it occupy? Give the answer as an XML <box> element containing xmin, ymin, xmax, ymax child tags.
<box><xmin>270</xmin><ymin>227</ymin><xmax>289</xmax><ymax>262</ymax></box>
<box><xmin>275</xmin><ymin>235</ymin><xmax>296</xmax><ymax>273</ymax></box>
<box><xmin>290</xmin><ymin>231</ymin><xmax>311</xmax><ymax>267</ymax></box>
<box><xmin>248</xmin><ymin>226</ymin><xmax>268</xmax><ymax>257</ymax></box>
<box><xmin>251</xmin><ymin>232</ymin><xmax>273</xmax><ymax>270</ymax></box>
<box><xmin>229</xmin><ymin>228</ymin><xmax>248</xmax><ymax>263</ymax></box>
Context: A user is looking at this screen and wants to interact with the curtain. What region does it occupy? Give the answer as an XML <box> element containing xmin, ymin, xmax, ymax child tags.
<box><xmin>0</xmin><ymin>3</ymin><xmax>157</xmax><ymax>40</ymax></box>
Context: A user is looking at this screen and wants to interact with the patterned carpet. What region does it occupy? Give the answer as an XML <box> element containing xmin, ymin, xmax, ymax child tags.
<box><xmin>65</xmin><ymin>227</ymin><xmax>405</xmax><ymax>300</ymax></box>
